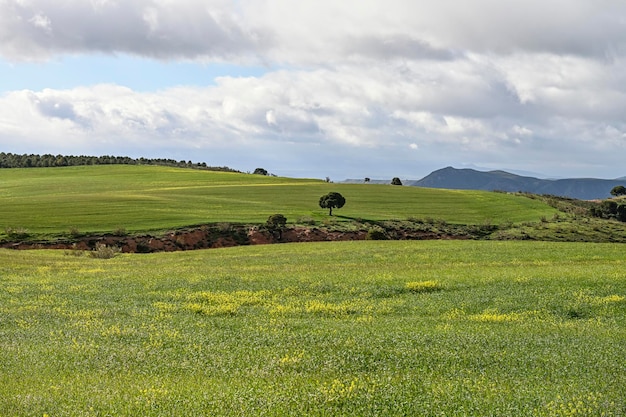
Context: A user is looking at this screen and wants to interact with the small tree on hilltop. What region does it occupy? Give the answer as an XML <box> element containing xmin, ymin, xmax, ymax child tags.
<box><xmin>391</xmin><ymin>177</ymin><xmax>402</xmax><ymax>186</ymax></box>
<box><xmin>610</xmin><ymin>185</ymin><xmax>626</xmax><ymax>197</ymax></box>
<box><xmin>319</xmin><ymin>192</ymin><xmax>346</xmax><ymax>216</ymax></box>
<box><xmin>253</xmin><ymin>168</ymin><xmax>269</xmax><ymax>175</ymax></box>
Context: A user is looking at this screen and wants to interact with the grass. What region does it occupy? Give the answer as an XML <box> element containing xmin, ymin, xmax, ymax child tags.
<box><xmin>0</xmin><ymin>165</ymin><xmax>558</xmax><ymax>237</ymax></box>
<box><xmin>1</xmin><ymin>240</ymin><xmax>625</xmax><ymax>416</ymax></box>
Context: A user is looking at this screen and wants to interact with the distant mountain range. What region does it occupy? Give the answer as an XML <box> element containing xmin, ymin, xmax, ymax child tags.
<box><xmin>346</xmin><ymin>167</ymin><xmax>626</xmax><ymax>200</ymax></box>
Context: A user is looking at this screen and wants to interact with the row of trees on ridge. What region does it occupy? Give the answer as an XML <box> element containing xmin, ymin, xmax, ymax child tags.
<box><xmin>0</xmin><ymin>153</ymin><xmax>239</xmax><ymax>172</ymax></box>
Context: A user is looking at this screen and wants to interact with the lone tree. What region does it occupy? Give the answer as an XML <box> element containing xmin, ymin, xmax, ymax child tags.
<box><xmin>266</xmin><ymin>214</ymin><xmax>287</xmax><ymax>239</ymax></box>
<box><xmin>253</xmin><ymin>168</ymin><xmax>268</xmax><ymax>175</ymax></box>
<box><xmin>610</xmin><ymin>185</ymin><xmax>626</xmax><ymax>197</ymax></box>
<box><xmin>319</xmin><ymin>192</ymin><xmax>346</xmax><ymax>216</ymax></box>
<box><xmin>391</xmin><ymin>177</ymin><xmax>403</xmax><ymax>186</ymax></box>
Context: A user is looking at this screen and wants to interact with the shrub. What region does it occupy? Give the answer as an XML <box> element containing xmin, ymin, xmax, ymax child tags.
<box><xmin>366</xmin><ymin>227</ymin><xmax>388</xmax><ymax>240</ymax></box>
<box><xmin>68</xmin><ymin>226</ymin><xmax>82</xmax><ymax>237</ymax></box>
<box><xmin>5</xmin><ymin>227</ymin><xmax>30</xmax><ymax>239</ymax></box>
<box><xmin>113</xmin><ymin>226</ymin><xmax>127</xmax><ymax>236</ymax></box>
<box><xmin>266</xmin><ymin>214</ymin><xmax>287</xmax><ymax>239</ymax></box>
<box><xmin>90</xmin><ymin>243</ymin><xmax>121</xmax><ymax>259</ymax></box>
<box><xmin>501</xmin><ymin>220</ymin><xmax>514</xmax><ymax>229</ymax></box>
<box><xmin>297</xmin><ymin>216</ymin><xmax>316</xmax><ymax>226</ymax></box>
<box><xmin>610</xmin><ymin>185</ymin><xmax>626</xmax><ymax>197</ymax></box>
<box><xmin>216</xmin><ymin>222</ymin><xmax>232</xmax><ymax>233</ymax></box>
<box><xmin>266</xmin><ymin>214</ymin><xmax>287</xmax><ymax>229</ymax></box>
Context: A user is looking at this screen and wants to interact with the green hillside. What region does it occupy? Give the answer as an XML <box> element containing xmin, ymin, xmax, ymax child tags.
<box><xmin>0</xmin><ymin>165</ymin><xmax>557</xmax><ymax>236</ymax></box>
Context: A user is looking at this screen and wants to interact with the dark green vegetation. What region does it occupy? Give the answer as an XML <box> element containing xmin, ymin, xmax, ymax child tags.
<box><xmin>318</xmin><ymin>191</ymin><xmax>346</xmax><ymax>216</ymax></box>
<box><xmin>1</xmin><ymin>241</ymin><xmax>625</xmax><ymax>416</ymax></box>
<box><xmin>611</xmin><ymin>185</ymin><xmax>626</xmax><ymax>197</ymax></box>
<box><xmin>0</xmin><ymin>152</ymin><xmax>238</xmax><ymax>171</ymax></box>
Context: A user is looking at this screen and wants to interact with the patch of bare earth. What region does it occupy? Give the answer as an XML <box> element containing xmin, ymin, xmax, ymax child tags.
<box><xmin>1</xmin><ymin>225</ymin><xmax>468</xmax><ymax>253</ymax></box>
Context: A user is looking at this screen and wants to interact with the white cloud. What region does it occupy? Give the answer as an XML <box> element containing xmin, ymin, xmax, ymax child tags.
<box><xmin>1</xmin><ymin>0</ymin><xmax>626</xmax><ymax>178</ymax></box>
<box><xmin>28</xmin><ymin>13</ymin><xmax>51</xmax><ymax>33</ymax></box>
<box><xmin>265</xmin><ymin>109</ymin><xmax>276</xmax><ymax>126</ymax></box>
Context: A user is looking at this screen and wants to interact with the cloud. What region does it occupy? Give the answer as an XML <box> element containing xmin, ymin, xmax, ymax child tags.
<box><xmin>1</xmin><ymin>0</ymin><xmax>626</xmax><ymax>178</ymax></box>
<box><xmin>0</xmin><ymin>0</ymin><xmax>271</xmax><ymax>61</ymax></box>
<box><xmin>1</xmin><ymin>56</ymin><xmax>624</xmax><ymax>170</ymax></box>
<box><xmin>2</xmin><ymin>0</ymin><xmax>626</xmax><ymax>63</ymax></box>
<box><xmin>28</xmin><ymin>13</ymin><xmax>52</xmax><ymax>33</ymax></box>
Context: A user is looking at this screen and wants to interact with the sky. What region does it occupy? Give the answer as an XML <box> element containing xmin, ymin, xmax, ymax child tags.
<box><xmin>1</xmin><ymin>0</ymin><xmax>626</xmax><ymax>180</ymax></box>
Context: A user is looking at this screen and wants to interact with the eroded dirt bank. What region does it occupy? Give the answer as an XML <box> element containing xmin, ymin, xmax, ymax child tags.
<box><xmin>1</xmin><ymin>224</ymin><xmax>468</xmax><ymax>253</ymax></box>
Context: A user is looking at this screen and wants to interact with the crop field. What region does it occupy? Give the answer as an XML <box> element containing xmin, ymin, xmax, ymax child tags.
<box><xmin>1</xmin><ymin>240</ymin><xmax>625</xmax><ymax>416</ymax></box>
<box><xmin>0</xmin><ymin>165</ymin><xmax>558</xmax><ymax>237</ymax></box>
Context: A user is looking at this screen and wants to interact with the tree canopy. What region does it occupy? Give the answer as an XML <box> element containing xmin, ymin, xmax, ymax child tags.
<box><xmin>610</xmin><ymin>185</ymin><xmax>626</xmax><ymax>197</ymax></box>
<box><xmin>319</xmin><ymin>192</ymin><xmax>346</xmax><ymax>216</ymax></box>
<box><xmin>391</xmin><ymin>177</ymin><xmax>403</xmax><ymax>186</ymax></box>
<box><xmin>266</xmin><ymin>214</ymin><xmax>287</xmax><ymax>239</ymax></box>
<box><xmin>0</xmin><ymin>152</ymin><xmax>239</xmax><ymax>172</ymax></box>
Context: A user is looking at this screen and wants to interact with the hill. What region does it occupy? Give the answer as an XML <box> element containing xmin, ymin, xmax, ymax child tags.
<box><xmin>411</xmin><ymin>167</ymin><xmax>626</xmax><ymax>200</ymax></box>
<box><xmin>0</xmin><ymin>165</ymin><xmax>557</xmax><ymax>236</ymax></box>
<box><xmin>5</xmin><ymin>164</ymin><xmax>626</xmax><ymax>249</ymax></box>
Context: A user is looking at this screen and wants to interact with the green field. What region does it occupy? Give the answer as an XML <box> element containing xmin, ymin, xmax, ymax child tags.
<box><xmin>2</xmin><ymin>241</ymin><xmax>625</xmax><ymax>416</ymax></box>
<box><xmin>0</xmin><ymin>165</ymin><xmax>558</xmax><ymax>236</ymax></box>
<box><xmin>2</xmin><ymin>165</ymin><xmax>625</xmax><ymax>415</ymax></box>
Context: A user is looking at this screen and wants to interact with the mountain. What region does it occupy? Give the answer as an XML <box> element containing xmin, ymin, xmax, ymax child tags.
<box><xmin>410</xmin><ymin>167</ymin><xmax>626</xmax><ymax>200</ymax></box>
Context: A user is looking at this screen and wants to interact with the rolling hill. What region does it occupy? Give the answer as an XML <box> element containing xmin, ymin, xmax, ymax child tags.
<box><xmin>0</xmin><ymin>165</ymin><xmax>558</xmax><ymax>238</ymax></box>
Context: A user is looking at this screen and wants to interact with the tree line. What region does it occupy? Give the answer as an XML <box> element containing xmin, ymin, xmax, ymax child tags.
<box><xmin>0</xmin><ymin>153</ymin><xmax>239</xmax><ymax>172</ymax></box>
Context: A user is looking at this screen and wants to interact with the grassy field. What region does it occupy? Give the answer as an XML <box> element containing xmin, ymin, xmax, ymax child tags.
<box><xmin>0</xmin><ymin>165</ymin><xmax>558</xmax><ymax>237</ymax></box>
<box><xmin>1</xmin><ymin>240</ymin><xmax>625</xmax><ymax>416</ymax></box>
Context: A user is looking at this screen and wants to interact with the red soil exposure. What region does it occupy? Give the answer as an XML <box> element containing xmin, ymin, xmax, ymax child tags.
<box><xmin>1</xmin><ymin>225</ymin><xmax>468</xmax><ymax>253</ymax></box>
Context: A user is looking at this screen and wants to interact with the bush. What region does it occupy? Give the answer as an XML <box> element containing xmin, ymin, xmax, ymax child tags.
<box><xmin>266</xmin><ymin>214</ymin><xmax>287</xmax><ymax>229</ymax></box>
<box><xmin>113</xmin><ymin>226</ymin><xmax>127</xmax><ymax>236</ymax></box>
<box><xmin>590</xmin><ymin>200</ymin><xmax>626</xmax><ymax>222</ymax></box>
<box><xmin>297</xmin><ymin>216</ymin><xmax>316</xmax><ymax>226</ymax></box>
<box><xmin>366</xmin><ymin>227</ymin><xmax>388</xmax><ymax>240</ymax></box>
<box><xmin>266</xmin><ymin>214</ymin><xmax>287</xmax><ymax>239</ymax></box>
<box><xmin>90</xmin><ymin>243</ymin><xmax>121</xmax><ymax>259</ymax></box>
<box><xmin>610</xmin><ymin>185</ymin><xmax>626</xmax><ymax>197</ymax></box>
<box><xmin>216</xmin><ymin>222</ymin><xmax>232</xmax><ymax>233</ymax></box>
<box><xmin>5</xmin><ymin>227</ymin><xmax>30</xmax><ymax>239</ymax></box>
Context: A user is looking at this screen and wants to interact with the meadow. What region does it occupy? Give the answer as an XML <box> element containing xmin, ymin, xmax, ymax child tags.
<box><xmin>0</xmin><ymin>165</ymin><xmax>558</xmax><ymax>238</ymax></box>
<box><xmin>2</xmin><ymin>240</ymin><xmax>625</xmax><ymax>416</ymax></box>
